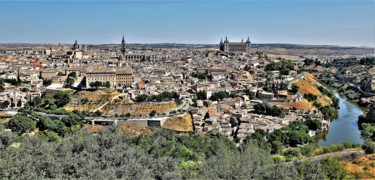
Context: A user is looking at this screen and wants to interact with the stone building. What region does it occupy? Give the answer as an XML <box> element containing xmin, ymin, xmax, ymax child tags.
<box><xmin>85</xmin><ymin>68</ymin><xmax>134</xmax><ymax>88</ymax></box>
<box><xmin>220</xmin><ymin>37</ymin><xmax>251</xmax><ymax>53</ymax></box>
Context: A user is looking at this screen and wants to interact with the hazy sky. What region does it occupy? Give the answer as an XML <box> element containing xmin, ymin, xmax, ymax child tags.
<box><xmin>0</xmin><ymin>0</ymin><xmax>374</xmax><ymax>47</ymax></box>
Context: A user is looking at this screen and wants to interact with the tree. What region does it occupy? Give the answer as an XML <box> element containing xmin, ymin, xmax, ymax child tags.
<box><xmin>291</xmin><ymin>83</ymin><xmax>299</xmax><ymax>94</ymax></box>
<box><xmin>270</xmin><ymin>140</ymin><xmax>284</xmax><ymax>154</ymax></box>
<box><xmin>54</xmin><ymin>91</ymin><xmax>72</xmax><ymax>107</ymax></box>
<box><xmin>21</xmin><ymin>88</ymin><xmax>29</xmax><ymax>92</ymax></box>
<box><xmin>0</xmin><ymin>124</ymin><xmax>17</xmax><ymax>150</ymax></box>
<box><xmin>304</xmin><ymin>58</ymin><xmax>314</xmax><ymax>66</ymax></box>
<box><xmin>92</xmin><ymin>111</ymin><xmax>102</xmax><ymax>117</ymax></box>
<box><xmin>37</xmin><ymin>115</ymin><xmax>57</xmax><ymax>131</ymax></box>
<box><xmin>149</xmin><ymin>110</ymin><xmax>157</xmax><ymax>117</ymax></box>
<box><xmin>319</xmin><ymin>156</ymin><xmax>346</xmax><ymax>179</ymax></box>
<box><xmin>243</xmin><ymin>131</ymin><xmax>271</xmax><ymax>152</ymax></box>
<box><xmin>295</xmin><ymin>161</ymin><xmax>325</xmax><ymax>180</ymax></box>
<box><xmin>253</xmin><ymin>102</ymin><xmax>285</xmax><ymax>117</ymax></box>
<box><xmin>80</xmin><ymin>98</ymin><xmax>89</xmax><ymax>104</ymax></box>
<box><xmin>201</xmin><ymin>142</ymin><xmax>272</xmax><ymax>179</ymax></box>
<box><xmin>264</xmin><ymin>60</ymin><xmax>294</xmax><ymax>75</ymax></box>
<box><xmin>229</xmin><ymin>116</ymin><xmax>238</xmax><ymax>127</ymax></box>
<box><xmin>6</xmin><ymin>115</ymin><xmax>36</xmax><ymax>134</ymax></box>
<box><xmin>136</xmin><ymin>94</ymin><xmax>149</xmax><ymax>102</ymax></box>
<box><xmin>196</xmin><ymin>90</ymin><xmax>207</xmax><ymax>100</ymax></box>
<box><xmin>43</xmin><ymin>79</ymin><xmax>52</xmax><ymax>86</ymax></box>
<box><xmin>209</xmin><ymin>91</ymin><xmax>229</xmax><ymax>101</ymax></box>
<box><xmin>304</xmin><ymin>93</ymin><xmax>318</xmax><ymax>102</ymax></box>
<box><xmin>67</xmin><ymin>77</ymin><xmax>75</xmax><ymax>86</ymax></box>
<box><xmin>40</xmin><ymin>94</ymin><xmax>56</xmax><ymax>109</ymax></box>
<box><xmin>68</xmin><ymin>72</ymin><xmax>77</xmax><ymax>79</ymax></box>
<box><xmin>0</xmin><ymin>129</ymin><xmax>180</xmax><ymax>179</ymax></box>
<box><xmin>38</xmin><ymin>131</ymin><xmax>61</xmax><ymax>142</ymax></box>
<box><xmin>103</xmin><ymin>81</ymin><xmax>111</xmax><ymax>88</ymax></box>
<box><xmin>362</xmin><ymin>140</ymin><xmax>375</xmax><ymax>154</ymax></box>
<box><xmin>89</xmin><ymin>81</ymin><xmax>102</xmax><ymax>88</ymax></box>
<box><xmin>305</xmin><ymin>119</ymin><xmax>322</xmax><ymax>130</ymax></box>
<box><xmin>0</xmin><ymin>101</ymin><xmax>10</xmax><ymax>109</ymax></box>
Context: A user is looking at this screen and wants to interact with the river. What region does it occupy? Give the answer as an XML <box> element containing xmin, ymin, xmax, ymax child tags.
<box><xmin>319</xmin><ymin>92</ymin><xmax>364</xmax><ymax>146</ymax></box>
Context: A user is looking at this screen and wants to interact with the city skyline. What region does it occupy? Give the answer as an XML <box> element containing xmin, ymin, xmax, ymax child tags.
<box><xmin>0</xmin><ymin>0</ymin><xmax>374</xmax><ymax>47</ymax></box>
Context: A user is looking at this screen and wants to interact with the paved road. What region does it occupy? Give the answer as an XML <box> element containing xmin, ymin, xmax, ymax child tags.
<box><xmin>292</xmin><ymin>149</ymin><xmax>364</xmax><ymax>164</ymax></box>
<box><xmin>348</xmin><ymin>83</ymin><xmax>375</xmax><ymax>96</ymax></box>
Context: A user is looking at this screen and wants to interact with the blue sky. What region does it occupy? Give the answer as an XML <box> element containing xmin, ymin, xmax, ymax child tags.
<box><xmin>0</xmin><ymin>0</ymin><xmax>374</xmax><ymax>47</ymax></box>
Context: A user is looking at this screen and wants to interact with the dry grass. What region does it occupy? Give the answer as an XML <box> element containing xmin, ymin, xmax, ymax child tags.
<box><xmin>342</xmin><ymin>154</ymin><xmax>375</xmax><ymax>179</ymax></box>
<box><xmin>273</xmin><ymin>99</ymin><xmax>314</xmax><ymax>111</ymax></box>
<box><xmin>295</xmin><ymin>73</ymin><xmax>322</xmax><ymax>96</ymax></box>
<box><xmin>116</xmin><ymin>122</ymin><xmax>153</xmax><ymax>136</ymax></box>
<box><xmin>163</xmin><ymin>113</ymin><xmax>193</xmax><ymax>132</ymax></box>
<box><xmin>102</xmin><ymin>101</ymin><xmax>179</xmax><ymax>117</ymax></box>
<box><xmin>0</xmin><ymin>118</ymin><xmax>11</xmax><ymax>123</ymax></box>
<box><xmin>83</xmin><ymin>124</ymin><xmax>106</xmax><ymax>133</ymax></box>
<box><xmin>64</xmin><ymin>104</ymin><xmax>102</xmax><ymax>112</ymax></box>
<box><xmin>295</xmin><ymin>72</ymin><xmax>332</xmax><ymax>106</ymax></box>
<box><xmin>65</xmin><ymin>90</ymin><xmax>122</xmax><ymax>112</ymax></box>
<box><xmin>72</xmin><ymin>90</ymin><xmax>120</xmax><ymax>101</ymax></box>
<box><xmin>317</xmin><ymin>96</ymin><xmax>332</xmax><ymax>107</ymax></box>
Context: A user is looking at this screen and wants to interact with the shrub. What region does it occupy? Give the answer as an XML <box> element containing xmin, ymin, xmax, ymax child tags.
<box><xmin>38</xmin><ymin>131</ymin><xmax>61</xmax><ymax>142</ymax></box>
<box><xmin>362</xmin><ymin>140</ymin><xmax>375</xmax><ymax>154</ymax></box>
<box><xmin>6</xmin><ymin>116</ymin><xmax>36</xmax><ymax>134</ymax></box>
<box><xmin>149</xmin><ymin>110</ymin><xmax>157</xmax><ymax>117</ymax></box>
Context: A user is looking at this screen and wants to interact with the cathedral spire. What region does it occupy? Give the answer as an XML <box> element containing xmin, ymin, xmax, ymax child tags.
<box><xmin>224</xmin><ymin>36</ymin><xmax>229</xmax><ymax>43</ymax></box>
<box><xmin>246</xmin><ymin>36</ymin><xmax>250</xmax><ymax>43</ymax></box>
<box><xmin>120</xmin><ymin>35</ymin><xmax>126</xmax><ymax>55</ymax></box>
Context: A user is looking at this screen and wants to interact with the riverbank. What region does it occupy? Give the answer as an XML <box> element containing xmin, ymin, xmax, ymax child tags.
<box><xmin>337</xmin><ymin>91</ymin><xmax>369</xmax><ymax>114</ymax></box>
<box><xmin>319</xmin><ymin>92</ymin><xmax>364</xmax><ymax>146</ymax></box>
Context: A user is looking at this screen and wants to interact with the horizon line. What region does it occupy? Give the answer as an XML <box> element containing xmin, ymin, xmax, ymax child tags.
<box><xmin>0</xmin><ymin>42</ymin><xmax>374</xmax><ymax>49</ymax></box>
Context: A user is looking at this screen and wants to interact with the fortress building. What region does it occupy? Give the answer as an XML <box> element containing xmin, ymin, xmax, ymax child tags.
<box><xmin>220</xmin><ymin>37</ymin><xmax>251</xmax><ymax>53</ymax></box>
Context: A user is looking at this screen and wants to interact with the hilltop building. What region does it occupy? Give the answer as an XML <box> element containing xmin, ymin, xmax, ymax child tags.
<box><xmin>85</xmin><ymin>68</ymin><xmax>134</xmax><ymax>88</ymax></box>
<box><xmin>220</xmin><ymin>37</ymin><xmax>251</xmax><ymax>53</ymax></box>
<box><xmin>72</xmin><ymin>40</ymin><xmax>86</xmax><ymax>51</ymax></box>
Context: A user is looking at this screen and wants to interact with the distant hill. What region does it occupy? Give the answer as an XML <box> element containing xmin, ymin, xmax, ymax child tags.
<box><xmin>0</xmin><ymin>43</ymin><xmax>373</xmax><ymax>57</ymax></box>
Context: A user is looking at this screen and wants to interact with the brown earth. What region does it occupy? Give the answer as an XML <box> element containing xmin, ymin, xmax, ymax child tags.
<box><xmin>162</xmin><ymin>113</ymin><xmax>193</xmax><ymax>132</ymax></box>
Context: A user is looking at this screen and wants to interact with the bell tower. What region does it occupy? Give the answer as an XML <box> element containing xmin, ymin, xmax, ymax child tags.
<box><xmin>120</xmin><ymin>35</ymin><xmax>126</xmax><ymax>55</ymax></box>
